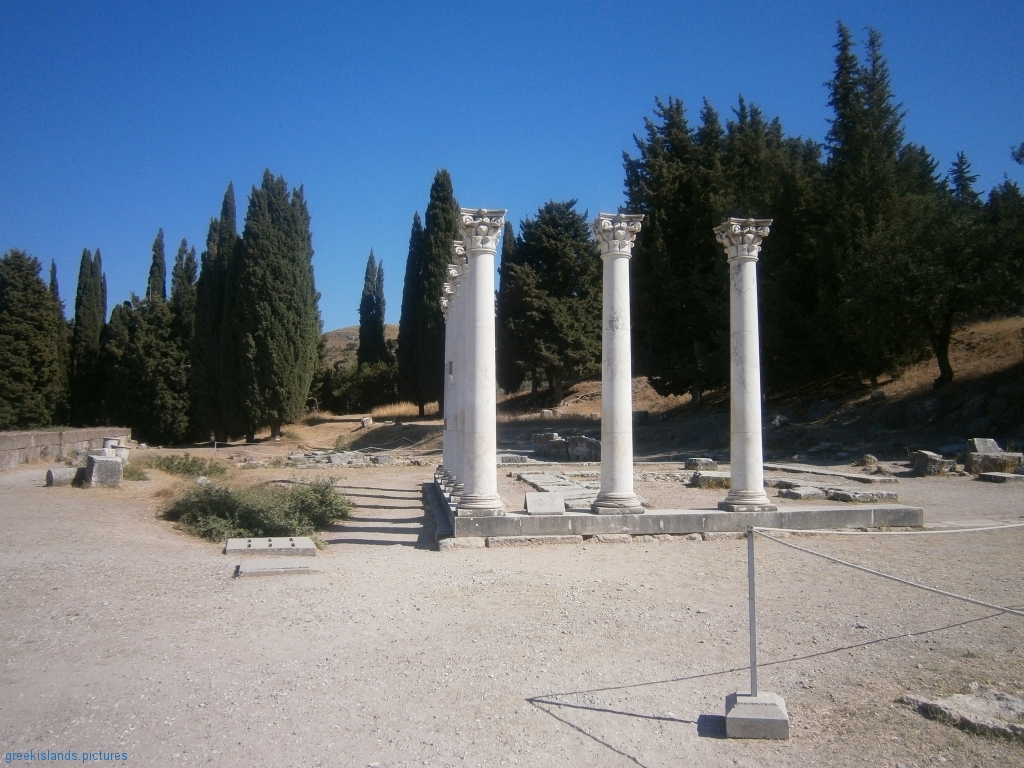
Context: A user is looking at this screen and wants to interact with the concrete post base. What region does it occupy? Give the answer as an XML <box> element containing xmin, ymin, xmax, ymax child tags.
<box><xmin>725</xmin><ymin>692</ymin><xmax>789</xmax><ymax>739</ymax></box>
<box><xmin>718</xmin><ymin>501</ymin><xmax>778</xmax><ymax>513</ymax></box>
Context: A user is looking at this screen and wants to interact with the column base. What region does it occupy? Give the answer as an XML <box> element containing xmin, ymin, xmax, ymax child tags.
<box><xmin>591</xmin><ymin>492</ymin><xmax>645</xmax><ymax>515</ymax></box>
<box><xmin>455</xmin><ymin>493</ymin><xmax>505</xmax><ymax>517</ymax></box>
<box><xmin>718</xmin><ymin>500</ymin><xmax>778</xmax><ymax>513</ymax></box>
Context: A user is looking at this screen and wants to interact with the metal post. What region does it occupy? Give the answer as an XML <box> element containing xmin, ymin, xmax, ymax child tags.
<box><xmin>747</xmin><ymin>526</ymin><xmax>758</xmax><ymax>697</ymax></box>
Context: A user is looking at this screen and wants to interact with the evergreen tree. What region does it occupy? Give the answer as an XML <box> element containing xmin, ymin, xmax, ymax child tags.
<box><xmin>0</xmin><ymin>251</ymin><xmax>67</xmax><ymax>429</ymax></box>
<box><xmin>192</xmin><ymin>182</ymin><xmax>238</xmax><ymax>441</ymax></box>
<box><xmin>224</xmin><ymin>170</ymin><xmax>322</xmax><ymax>439</ymax></box>
<box><xmin>49</xmin><ymin>260</ymin><xmax>71</xmax><ymax>423</ymax></box>
<box><xmin>357</xmin><ymin>250</ymin><xmax>388</xmax><ymax>366</ymax></box>
<box><xmin>1014</xmin><ymin>142</ymin><xmax>1024</xmax><ymax>165</ymax></box>
<box><xmin>147</xmin><ymin>229</ymin><xmax>166</xmax><ymax>301</ymax></box>
<box><xmin>500</xmin><ymin>200</ymin><xmax>601</xmax><ymax>402</ymax></box>
<box><xmin>69</xmin><ymin>248</ymin><xmax>106</xmax><ymax>424</ymax></box>
<box><xmin>395</xmin><ymin>212</ymin><xmax>424</xmax><ymax>410</ymax></box>
<box><xmin>495</xmin><ymin>219</ymin><xmax>527</xmax><ymax>394</ymax></box>
<box><xmin>418</xmin><ymin>170</ymin><xmax>460</xmax><ymax>414</ymax></box>
<box><xmin>169</xmin><ymin>238</ymin><xmax>198</xmax><ymax>348</ymax></box>
<box><xmin>98</xmin><ymin>302</ymin><xmax>132</xmax><ymax>427</ymax></box>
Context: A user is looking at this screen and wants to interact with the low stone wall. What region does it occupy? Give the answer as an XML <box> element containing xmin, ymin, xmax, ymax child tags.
<box><xmin>0</xmin><ymin>428</ymin><xmax>131</xmax><ymax>471</ymax></box>
<box><xmin>532</xmin><ymin>432</ymin><xmax>601</xmax><ymax>462</ymax></box>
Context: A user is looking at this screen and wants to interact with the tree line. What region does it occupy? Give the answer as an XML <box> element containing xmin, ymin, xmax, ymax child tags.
<box><xmin>0</xmin><ymin>170</ymin><xmax>321</xmax><ymax>441</ymax></box>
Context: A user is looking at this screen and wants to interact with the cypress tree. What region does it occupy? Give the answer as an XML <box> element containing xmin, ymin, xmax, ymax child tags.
<box><xmin>226</xmin><ymin>170</ymin><xmax>322</xmax><ymax>440</ymax></box>
<box><xmin>1014</xmin><ymin>143</ymin><xmax>1024</xmax><ymax>165</ymax></box>
<box><xmin>396</xmin><ymin>212</ymin><xmax>424</xmax><ymax>410</ymax></box>
<box><xmin>147</xmin><ymin>229</ymin><xmax>166</xmax><ymax>301</ymax></box>
<box><xmin>496</xmin><ymin>219</ymin><xmax>527</xmax><ymax>394</ymax></box>
<box><xmin>0</xmin><ymin>250</ymin><xmax>66</xmax><ymax>429</ymax></box>
<box><xmin>99</xmin><ymin>301</ymin><xmax>133</xmax><ymax>428</ymax></box>
<box><xmin>193</xmin><ymin>182</ymin><xmax>237</xmax><ymax>441</ymax></box>
<box><xmin>418</xmin><ymin>170</ymin><xmax>460</xmax><ymax>414</ymax></box>
<box><xmin>357</xmin><ymin>250</ymin><xmax>388</xmax><ymax>366</ymax></box>
<box><xmin>70</xmin><ymin>248</ymin><xmax>106</xmax><ymax>424</ymax></box>
<box><xmin>49</xmin><ymin>260</ymin><xmax>71</xmax><ymax>423</ymax></box>
<box><xmin>169</xmin><ymin>238</ymin><xmax>198</xmax><ymax>348</ymax></box>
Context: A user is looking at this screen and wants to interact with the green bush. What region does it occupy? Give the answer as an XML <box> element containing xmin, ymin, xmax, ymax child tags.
<box><xmin>122</xmin><ymin>463</ymin><xmax>149</xmax><ymax>481</ymax></box>
<box><xmin>141</xmin><ymin>452</ymin><xmax>227</xmax><ymax>478</ymax></box>
<box><xmin>164</xmin><ymin>477</ymin><xmax>352</xmax><ymax>543</ymax></box>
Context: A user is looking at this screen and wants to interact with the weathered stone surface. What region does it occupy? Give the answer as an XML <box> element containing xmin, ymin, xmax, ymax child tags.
<box><xmin>968</xmin><ymin>438</ymin><xmax>1003</xmax><ymax>454</ymax></box>
<box><xmin>764</xmin><ymin>463</ymin><xmax>899</xmax><ymax>485</ymax></box>
<box><xmin>88</xmin><ymin>448</ymin><xmax>117</xmax><ymax>458</ymax></box>
<box><xmin>778</xmin><ymin>486</ymin><xmax>826</xmax><ymax>500</ymax></box>
<box><xmin>484</xmin><ymin>535</ymin><xmax>583</xmax><ymax>548</ymax></box>
<box><xmin>589</xmin><ymin>533</ymin><xmax>632</xmax><ymax>544</ymax></box>
<box><xmin>901</xmin><ymin>691</ymin><xmax>1024</xmax><ymax>741</ymax></box>
<box><xmin>911</xmin><ymin>450</ymin><xmax>956</xmax><ymax>477</ymax></box>
<box><xmin>965</xmin><ymin>452</ymin><xmax>1023</xmax><ymax>474</ymax></box>
<box><xmin>234</xmin><ymin>561</ymin><xmax>315</xmax><ymax>577</ymax></box>
<box><xmin>525</xmin><ymin>492</ymin><xmax>565</xmax><ymax>515</ymax></box>
<box><xmin>685</xmin><ymin>457</ymin><xmax>718</xmax><ymax>471</ymax></box>
<box><xmin>826</xmin><ymin>489</ymin><xmax>899</xmax><ymax>503</ymax></box>
<box><xmin>86</xmin><ymin>455</ymin><xmax>122</xmax><ymax>487</ymax></box>
<box><xmin>726</xmin><ymin>692</ymin><xmax>790</xmax><ymax>740</ymax></box>
<box><xmin>369</xmin><ymin>453</ymin><xmax>396</xmax><ymax>466</ymax></box>
<box><xmin>360</xmin><ymin>416</ymin><xmax>373</xmax><ymax>428</ymax></box>
<box><xmin>45</xmin><ymin>467</ymin><xmax>81</xmax><ymax>487</ymax></box>
<box><xmin>0</xmin><ymin>427</ymin><xmax>131</xmax><ymax>470</ymax></box>
<box><xmin>499</xmin><ymin>454</ymin><xmax>528</xmax><ymax>464</ymax></box>
<box><xmin>566</xmin><ymin>435</ymin><xmax>600</xmax><ymax>462</ymax></box>
<box><xmin>692</xmin><ymin>471</ymin><xmax>730</xmax><ymax>489</ymax></box>
<box><xmin>438</xmin><ymin>537</ymin><xmax>486</xmax><ymax>551</ymax></box>
<box><xmin>225</xmin><ymin>537</ymin><xmax>317</xmax><ymax>556</ymax></box>
<box><xmin>978</xmin><ymin>472</ymin><xmax>1024</xmax><ymax>483</ymax></box>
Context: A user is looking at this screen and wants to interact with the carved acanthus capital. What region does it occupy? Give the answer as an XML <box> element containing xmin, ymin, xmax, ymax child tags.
<box><xmin>450</xmin><ymin>240</ymin><xmax>466</xmax><ymax>265</ymax></box>
<box><xmin>714</xmin><ymin>218</ymin><xmax>772</xmax><ymax>262</ymax></box>
<box><xmin>440</xmin><ymin>296</ymin><xmax>451</xmax><ymax>315</ymax></box>
<box><xmin>592</xmin><ymin>213</ymin><xmax>644</xmax><ymax>258</ymax></box>
<box><xmin>458</xmin><ymin>209</ymin><xmax>506</xmax><ymax>255</ymax></box>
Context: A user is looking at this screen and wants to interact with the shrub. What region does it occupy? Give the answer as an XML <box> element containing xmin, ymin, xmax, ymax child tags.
<box><xmin>164</xmin><ymin>477</ymin><xmax>352</xmax><ymax>543</ymax></box>
<box><xmin>141</xmin><ymin>452</ymin><xmax>227</xmax><ymax>478</ymax></box>
<box><xmin>122</xmin><ymin>463</ymin><xmax>149</xmax><ymax>481</ymax></box>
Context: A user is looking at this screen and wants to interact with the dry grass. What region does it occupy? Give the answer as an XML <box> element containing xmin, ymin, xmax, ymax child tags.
<box><xmin>370</xmin><ymin>401</ymin><xmax>439</xmax><ymax>418</ymax></box>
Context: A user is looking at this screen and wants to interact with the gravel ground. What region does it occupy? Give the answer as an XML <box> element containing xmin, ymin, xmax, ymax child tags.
<box><xmin>2</xmin><ymin>461</ymin><xmax>1023</xmax><ymax>767</ymax></box>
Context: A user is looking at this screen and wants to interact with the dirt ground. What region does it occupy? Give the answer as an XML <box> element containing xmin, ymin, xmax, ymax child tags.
<box><xmin>2</xmin><ymin>447</ymin><xmax>1024</xmax><ymax>767</ymax></box>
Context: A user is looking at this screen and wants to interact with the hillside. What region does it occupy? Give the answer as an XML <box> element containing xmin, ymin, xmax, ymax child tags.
<box><xmin>322</xmin><ymin>324</ymin><xmax>399</xmax><ymax>369</ymax></box>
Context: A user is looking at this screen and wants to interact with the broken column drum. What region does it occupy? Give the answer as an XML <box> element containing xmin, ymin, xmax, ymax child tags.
<box><xmin>592</xmin><ymin>213</ymin><xmax>645</xmax><ymax>515</ymax></box>
<box><xmin>454</xmin><ymin>209</ymin><xmax>506</xmax><ymax>516</ymax></box>
<box><xmin>715</xmin><ymin>218</ymin><xmax>777</xmax><ymax>512</ymax></box>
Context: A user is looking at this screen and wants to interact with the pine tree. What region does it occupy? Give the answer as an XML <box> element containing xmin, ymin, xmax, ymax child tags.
<box><xmin>147</xmin><ymin>229</ymin><xmax>166</xmax><ymax>301</ymax></box>
<box><xmin>0</xmin><ymin>251</ymin><xmax>67</xmax><ymax>429</ymax></box>
<box><xmin>496</xmin><ymin>219</ymin><xmax>526</xmax><ymax>394</ymax></box>
<box><xmin>502</xmin><ymin>200</ymin><xmax>601</xmax><ymax>402</ymax></box>
<box><xmin>69</xmin><ymin>248</ymin><xmax>106</xmax><ymax>424</ymax></box>
<box><xmin>193</xmin><ymin>182</ymin><xmax>238</xmax><ymax>441</ymax></box>
<box><xmin>357</xmin><ymin>250</ymin><xmax>388</xmax><ymax>366</ymax></box>
<box><xmin>396</xmin><ymin>212</ymin><xmax>424</xmax><ymax>411</ymax></box>
<box><xmin>418</xmin><ymin>170</ymin><xmax>460</xmax><ymax>414</ymax></box>
<box><xmin>225</xmin><ymin>170</ymin><xmax>322</xmax><ymax>439</ymax></box>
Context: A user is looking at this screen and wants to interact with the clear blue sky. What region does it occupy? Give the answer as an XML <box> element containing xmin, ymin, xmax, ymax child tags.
<box><xmin>2</xmin><ymin>0</ymin><xmax>1021</xmax><ymax>331</ymax></box>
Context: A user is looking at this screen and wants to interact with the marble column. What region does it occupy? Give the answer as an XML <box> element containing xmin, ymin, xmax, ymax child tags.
<box><xmin>439</xmin><ymin>283</ymin><xmax>454</xmax><ymax>485</ymax></box>
<box><xmin>454</xmin><ymin>209</ymin><xmax>506</xmax><ymax>516</ymax></box>
<box><xmin>450</xmin><ymin>241</ymin><xmax>467</xmax><ymax>494</ymax></box>
<box><xmin>591</xmin><ymin>213</ymin><xmax>645</xmax><ymax>514</ymax></box>
<box><xmin>715</xmin><ymin>218</ymin><xmax>777</xmax><ymax>512</ymax></box>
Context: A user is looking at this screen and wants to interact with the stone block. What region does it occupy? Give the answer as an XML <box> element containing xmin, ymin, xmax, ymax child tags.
<box><xmin>778</xmin><ymin>486</ymin><xmax>826</xmax><ymax>500</ymax></box>
<box><xmin>911</xmin><ymin>450</ymin><xmax>956</xmax><ymax>476</ymax></box>
<box><xmin>589</xmin><ymin>533</ymin><xmax>632</xmax><ymax>544</ymax></box>
<box><xmin>826</xmin><ymin>489</ymin><xmax>899</xmax><ymax>503</ymax></box>
<box><xmin>369</xmin><ymin>453</ymin><xmax>395</xmax><ymax>466</ymax></box>
<box><xmin>360</xmin><ymin>416</ymin><xmax>373</xmax><ymax>428</ymax></box>
<box><xmin>965</xmin><ymin>452</ymin><xmax>1023</xmax><ymax>474</ymax></box>
<box><xmin>525</xmin><ymin>492</ymin><xmax>565</xmax><ymax>515</ymax></box>
<box><xmin>968</xmin><ymin>437</ymin><xmax>1002</xmax><ymax>454</ymax></box>
<box><xmin>86</xmin><ymin>455</ymin><xmax>122</xmax><ymax>487</ymax></box>
<box><xmin>978</xmin><ymin>472</ymin><xmax>1024</xmax><ymax>483</ymax></box>
<box><xmin>548</xmin><ymin>439</ymin><xmax>570</xmax><ymax>461</ymax></box>
<box><xmin>725</xmin><ymin>692</ymin><xmax>790</xmax><ymax>740</ymax></box>
<box><xmin>234</xmin><ymin>560</ymin><xmax>314</xmax><ymax>577</ymax></box>
<box><xmin>685</xmin><ymin>457</ymin><xmax>719</xmax><ymax>471</ymax></box>
<box><xmin>566</xmin><ymin>435</ymin><xmax>601</xmax><ymax>461</ymax></box>
<box><xmin>484</xmin><ymin>535</ymin><xmax>583</xmax><ymax>548</ymax></box>
<box><xmin>692</xmin><ymin>471</ymin><xmax>731</xmax><ymax>489</ymax></box>
<box><xmin>224</xmin><ymin>537</ymin><xmax>317</xmax><ymax>556</ymax></box>
<box><xmin>500</xmin><ymin>454</ymin><xmax>528</xmax><ymax>464</ymax></box>
<box><xmin>88</xmin><ymin>448</ymin><xmax>117</xmax><ymax>458</ymax></box>
<box><xmin>438</xmin><ymin>537</ymin><xmax>486</xmax><ymax>551</ymax></box>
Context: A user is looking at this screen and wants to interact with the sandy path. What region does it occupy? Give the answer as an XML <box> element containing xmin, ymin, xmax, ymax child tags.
<box><xmin>1</xmin><ymin>463</ymin><xmax>1023</xmax><ymax>767</ymax></box>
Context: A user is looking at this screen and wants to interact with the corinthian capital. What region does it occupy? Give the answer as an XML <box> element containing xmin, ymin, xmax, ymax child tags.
<box><xmin>450</xmin><ymin>239</ymin><xmax>466</xmax><ymax>265</ymax></box>
<box><xmin>458</xmin><ymin>209</ymin><xmax>506</xmax><ymax>254</ymax></box>
<box><xmin>714</xmin><ymin>218</ymin><xmax>772</xmax><ymax>262</ymax></box>
<box><xmin>592</xmin><ymin>213</ymin><xmax>644</xmax><ymax>257</ymax></box>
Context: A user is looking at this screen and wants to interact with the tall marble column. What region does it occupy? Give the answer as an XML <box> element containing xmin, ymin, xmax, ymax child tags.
<box><xmin>715</xmin><ymin>218</ymin><xmax>777</xmax><ymax>512</ymax></box>
<box><xmin>439</xmin><ymin>283</ymin><xmax>454</xmax><ymax>484</ymax></box>
<box><xmin>450</xmin><ymin>241</ymin><xmax>467</xmax><ymax>493</ymax></box>
<box><xmin>592</xmin><ymin>213</ymin><xmax>645</xmax><ymax>515</ymax></box>
<box><xmin>455</xmin><ymin>209</ymin><xmax>506</xmax><ymax>516</ymax></box>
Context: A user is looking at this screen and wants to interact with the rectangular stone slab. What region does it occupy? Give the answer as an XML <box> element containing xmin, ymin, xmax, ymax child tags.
<box><xmin>233</xmin><ymin>560</ymin><xmax>315</xmax><ymax>577</ymax></box>
<box><xmin>525</xmin><ymin>492</ymin><xmax>565</xmax><ymax>515</ymax></box>
<box><xmin>764</xmin><ymin>463</ymin><xmax>898</xmax><ymax>484</ymax></box>
<box><xmin>968</xmin><ymin>438</ymin><xmax>1002</xmax><ymax>454</ymax></box>
<box><xmin>978</xmin><ymin>472</ymin><xmax>1024</xmax><ymax>483</ymax></box>
<box><xmin>224</xmin><ymin>537</ymin><xmax>317</xmax><ymax>556</ymax></box>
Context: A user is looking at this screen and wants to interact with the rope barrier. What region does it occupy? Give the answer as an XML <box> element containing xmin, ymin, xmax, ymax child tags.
<box><xmin>751</xmin><ymin>528</ymin><xmax>1024</xmax><ymax>618</ymax></box>
<box><xmin>753</xmin><ymin>522</ymin><xmax>1024</xmax><ymax>536</ymax></box>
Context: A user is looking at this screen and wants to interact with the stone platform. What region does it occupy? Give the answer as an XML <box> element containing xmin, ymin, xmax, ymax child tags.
<box><xmin>427</xmin><ymin>481</ymin><xmax>923</xmax><ymax>539</ymax></box>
